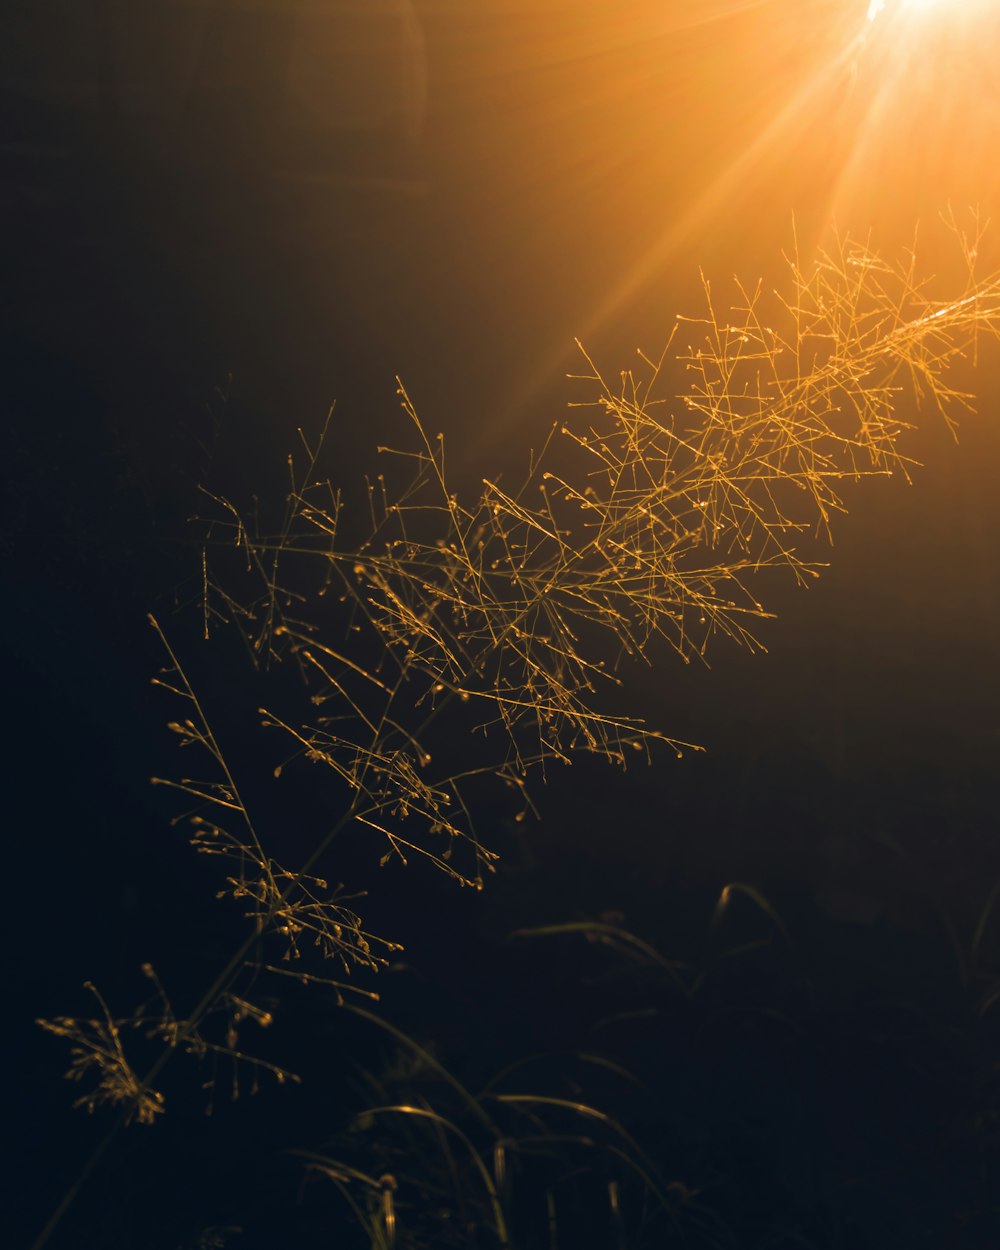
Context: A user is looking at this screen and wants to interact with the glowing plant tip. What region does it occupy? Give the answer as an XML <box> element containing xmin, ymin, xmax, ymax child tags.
<box><xmin>867</xmin><ymin>0</ymin><xmax>885</xmax><ymax>18</ymax></box>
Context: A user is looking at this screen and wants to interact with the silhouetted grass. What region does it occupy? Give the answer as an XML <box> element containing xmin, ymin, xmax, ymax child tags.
<box><xmin>34</xmin><ymin>220</ymin><xmax>1000</xmax><ymax>1249</ymax></box>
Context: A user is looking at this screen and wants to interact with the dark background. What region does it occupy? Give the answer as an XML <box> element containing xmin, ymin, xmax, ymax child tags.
<box><xmin>4</xmin><ymin>2</ymin><xmax>1000</xmax><ymax>1246</ymax></box>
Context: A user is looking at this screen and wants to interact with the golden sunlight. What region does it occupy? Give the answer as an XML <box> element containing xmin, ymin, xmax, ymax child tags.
<box><xmin>869</xmin><ymin>0</ymin><xmax>991</xmax><ymax>22</ymax></box>
<box><xmin>470</xmin><ymin>0</ymin><xmax>1000</xmax><ymax>439</ymax></box>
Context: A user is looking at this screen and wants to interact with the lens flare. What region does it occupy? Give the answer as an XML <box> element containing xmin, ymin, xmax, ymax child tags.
<box><xmin>870</xmin><ymin>0</ymin><xmax>991</xmax><ymax>20</ymax></box>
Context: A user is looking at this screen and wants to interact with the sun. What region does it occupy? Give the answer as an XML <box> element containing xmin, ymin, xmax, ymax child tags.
<box><xmin>869</xmin><ymin>0</ymin><xmax>988</xmax><ymax>19</ymax></box>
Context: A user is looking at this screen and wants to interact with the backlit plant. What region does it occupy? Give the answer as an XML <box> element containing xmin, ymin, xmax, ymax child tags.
<box><xmin>35</xmin><ymin>221</ymin><xmax>1000</xmax><ymax>1248</ymax></box>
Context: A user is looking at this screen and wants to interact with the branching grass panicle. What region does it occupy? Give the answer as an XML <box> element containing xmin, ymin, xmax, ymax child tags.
<box><xmin>34</xmin><ymin>222</ymin><xmax>1000</xmax><ymax>1249</ymax></box>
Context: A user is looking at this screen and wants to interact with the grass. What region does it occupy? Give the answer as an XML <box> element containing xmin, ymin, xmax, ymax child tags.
<box><xmin>273</xmin><ymin>891</ymin><xmax>1000</xmax><ymax>1247</ymax></box>
<box><xmin>34</xmin><ymin>218</ymin><xmax>1000</xmax><ymax>1248</ymax></box>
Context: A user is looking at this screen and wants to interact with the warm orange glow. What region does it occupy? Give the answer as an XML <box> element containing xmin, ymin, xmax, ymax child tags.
<box><xmin>844</xmin><ymin>0</ymin><xmax>1000</xmax><ymax>224</ymax></box>
<box><xmin>868</xmin><ymin>0</ymin><xmax>994</xmax><ymax>23</ymax></box>
<box><xmin>419</xmin><ymin>0</ymin><xmax>1000</xmax><ymax>455</ymax></box>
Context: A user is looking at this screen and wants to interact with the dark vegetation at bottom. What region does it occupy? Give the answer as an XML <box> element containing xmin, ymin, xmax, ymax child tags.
<box><xmin>43</xmin><ymin>821</ymin><xmax>1000</xmax><ymax>1249</ymax></box>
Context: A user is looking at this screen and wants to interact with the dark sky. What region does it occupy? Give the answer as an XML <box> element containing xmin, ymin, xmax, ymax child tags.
<box><xmin>5</xmin><ymin>3</ymin><xmax>1000</xmax><ymax>1246</ymax></box>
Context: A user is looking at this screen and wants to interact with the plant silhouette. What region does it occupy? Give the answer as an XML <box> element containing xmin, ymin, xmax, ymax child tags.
<box><xmin>34</xmin><ymin>222</ymin><xmax>1000</xmax><ymax>1249</ymax></box>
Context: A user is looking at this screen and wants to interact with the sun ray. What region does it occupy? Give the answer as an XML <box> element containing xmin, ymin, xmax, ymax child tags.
<box><xmin>477</xmin><ymin>0</ymin><xmax>1000</xmax><ymax>452</ymax></box>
